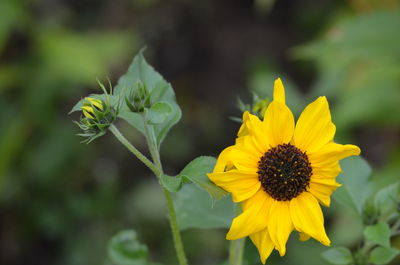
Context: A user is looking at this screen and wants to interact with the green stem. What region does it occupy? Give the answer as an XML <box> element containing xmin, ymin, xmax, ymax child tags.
<box><xmin>229</xmin><ymin>205</ymin><xmax>245</xmax><ymax>265</ymax></box>
<box><xmin>108</xmin><ymin>124</ymin><xmax>158</xmax><ymax>175</ymax></box>
<box><xmin>142</xmin><ymin>116</ymin><xmax>188</xmax><ymax>265</ymax></box>
<box><xmin>163</xmin><ymin>187</ymin><xmax>188</xmax><ymax>265</ymax></box>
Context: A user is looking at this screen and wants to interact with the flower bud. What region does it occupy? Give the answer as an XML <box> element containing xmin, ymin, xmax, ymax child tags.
<box><xmin>125</xmin><ymin>81</ymin><xmax>151</xmax><ymax>113</ymax></box>
<box><xmin>252</xmin><ymin>97</ymin><xmax>270</xmax><ymax>119</ymax></box>
<box><xmin>76</xmin><ymin>96</ymin><xmax>117</xmax><ymax>143</ymax></box>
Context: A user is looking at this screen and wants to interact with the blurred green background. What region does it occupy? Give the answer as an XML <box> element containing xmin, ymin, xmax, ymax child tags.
<box><xmin>0</xmin><ymin>0</ymin><xmax>399</xmax><ymax>264</ymax></box>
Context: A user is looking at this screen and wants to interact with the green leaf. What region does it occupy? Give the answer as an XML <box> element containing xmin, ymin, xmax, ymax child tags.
<box><xmin>159</xmin><ymin>174</ymin><xmax>182</xmax><ymax>192</ymax></box>
<box><xmin>107</xmin><ymin>230</ymin><xmax>148</xmax><ymax>265</ymax></box>
<box><xmin>364</xmin><ymin>222</ymin><xmax>391</xmax><ymax>247</ymax></box>
<box><xmin>334</xmin><ymin>156</ymin><xmax>372</xmax><ymax>214</ymax></box>
<box><xmin>374</xmin><ymin>182</ymin><xmax>400</xmax><ymax>219</ymax></box>
<box><xmin>321</xmin><ymin>247</ymin><xmax>353</xmax><ymax>265</ymax></box>
<box><xmin>114</xmin><ymin>51</ymin><xmax>182</xmax><ymax>147</ymax></box>
<box><xmin>174</xmin><ymin>184</ymin><xmax>235</xmax><ymax>230</ymax></box>
<box><xmin>369</xmin><ymin>246</ymin><xmax>400</xmax><ymax>265</ymax></box>
<box><xmin>145</xmin><ymin>101</ymin><xmax>172</xmax><ymax>125</ymax></box>
<box><xmin>179</xmin><ymin>156</ymin><xmax>228</xmax><ymax>201</ymax></box>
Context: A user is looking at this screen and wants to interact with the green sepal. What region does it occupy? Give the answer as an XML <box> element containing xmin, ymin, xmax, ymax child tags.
<box><xmin>125</xmin><ymin>81</ymin><xmax>151</xmax><ymax>113</ymax></box>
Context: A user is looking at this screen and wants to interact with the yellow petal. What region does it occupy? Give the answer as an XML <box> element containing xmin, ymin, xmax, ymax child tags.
<box><xmin>293</xmin><ymin>97</ymin><xmax>336</xmax><ymax>153</ymax></box>
<box><xmin>299</xmin><ymin>232</ymin><xmax>310</xmax><ymax>241</ymax></box>
<box><xmin>227</xmin><ymin>190</ymin><xmax>273</xmax><ymax>239</ymax></box>
<box><xmin>238</xmin><ymin>111</ymin><xmax>251</xmax><ymax>137</ymax></box>
<box><xmin>85</xmin><ymin>97</ymin><xmax>103</xmax><ymax>110</ymax></box>
<box><xmin>249</xmin><ymin>228</ymin><xmax>274</xmax><ymax>264</ymax></box>
<box><xmin>263</xmin><ymin>101</ymin><xmax>295</xmax><ymax>148</ymax></box>
<box><xmin>208</xmin><ymin>170</ymin><xmax>260</xmax><ymax>202</ymax></box>
<box><xmin>273</xmin><ymin>78</ymin><xmax>285</xmax><ymax>104</ymax></box>
<box><xmin>308</xmin><ymin>143</ymin><xmax>361</xmax><ymax>168</ymax></box>
<box><xmin>312</xmin><ymin>163</ymin><xmax>342</xmax><ymax>179</ymax></box>
<box><xmin>308</xmin><ymin>181</ymin><xmax>338</xmax><ymax>207</ymax></box>
<box><xmin>213</xmin><ymin>146</ymin><xmax>235</xmax><ymax>173</ymax></box>
<box><xmin>81</xmin><ymin>106</ymin><xmax>94</xmax><ymax>119</ymax></box>
<box><xmin>243</xmin><ymin>113</ymin><xmax>269</xmax><ymax>152</ymax></box>
<box><xmin>228</xmin><ymin>147</ymin><xmax>259</xmax><ymax>171</ymax></box>
<box><xmin>267</xmin><ymin>200</ymin><xmax>293</xmax><ymax>256</ymax></box>
<box><xmin>311</xmin><ymin>177</ymin><xmax>341</xmax><ymax>187</ymax></box>
<box><xmin>289</xmin><ymin>192</ymin><xmax>330</xmax><ymax>246</ymax></box>
<box><xmin>236</xmin><ymin>134</ymin><xmax>265</xmax><ymax>155</ymax></box>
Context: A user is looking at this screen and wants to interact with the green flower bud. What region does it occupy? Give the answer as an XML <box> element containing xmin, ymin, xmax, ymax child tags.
<box><xmin>125</xmin><ymin>81</ymin><xmax>151</xmax><ymax>113</ymax></box>
<box><xmin>252</xmin><ymin>97</ymin><xmax>270</xmax><ymax>119</ymax></box>
<box><xmin>76</xmin><ymin>95</ymin><xmax>117</xmax><ymax>143</ymax></box>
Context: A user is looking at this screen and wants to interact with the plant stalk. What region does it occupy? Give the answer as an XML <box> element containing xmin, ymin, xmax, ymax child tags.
<box><xmin>229</xmin><ymin>205</ymin><xmax>245</xmax><ymax>265</ymax></box>
<box><xmin>142</xmin><ymin>116</ymin><xmax>188</xmax><ymax>265</ymax></box>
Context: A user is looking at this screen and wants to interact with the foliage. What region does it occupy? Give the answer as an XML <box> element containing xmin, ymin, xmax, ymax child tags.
<box><xmin>1</xmin><ymin>1</ymin><xmax>400</xmax><ymax>265</ymax></box>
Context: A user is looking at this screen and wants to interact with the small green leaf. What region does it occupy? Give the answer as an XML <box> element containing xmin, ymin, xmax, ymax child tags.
<box><xmin>334</xmin><ymin>156</ymin><xmax>372</xmax><ymax>214</ymax></box>
<box><xmin>160</xmin><ymin>174</ymin><xmax>182</xmax><ymax>192</ymax></box>
<box><xmin>364</xmin><ymin>222</ymin><xmax>391</xmax><ymax>247</ymax></box>
<box><xmin>369</xmin><ymin>246</ymin><xmax>400</xmax><ymax>265</ymax></box>
<box><xmin>321</xmin><ymin>247</ymin><xmax>353</xmax><ymax>265</ymax></box>
<box><xmin>145</xmin><ymin>102</ymin><xmax>172</xmax><ymax>125</ymax></box>
<box><xmin>179</xmin><ymin>156</ymin><xmax>228</xmax><ymax>201</ymax></box>
<box><xmin>107</xmin><ymin>230</ymin><xmax>148</xmax><ymax>265</ymax></box>
<box><xmin>374</xmin><ymin>182</ymin><xmax>400</xmax><ymax>219</ymax></box>
<box><xmin>174</xmin><ymin>184</ymin><xmax>235</xmax><ymax>230</ymax></box>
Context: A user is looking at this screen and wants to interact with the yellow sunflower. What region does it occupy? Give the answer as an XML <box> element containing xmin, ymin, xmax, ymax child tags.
<box><xmin>208</xmin><ymin>78</ymin><xmax>360</xmax><ymax>264</ymax></box>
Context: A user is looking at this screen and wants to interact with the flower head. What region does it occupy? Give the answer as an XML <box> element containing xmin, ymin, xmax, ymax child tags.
<box><xmin>75</xmin><ymin>95</ymin><xmax>117</xmax><ymax>143</ymax></box>
<box><xmin>208</xmin><ymin>78</ymin><xmax>360</xmax><ymax>264</ymax></box>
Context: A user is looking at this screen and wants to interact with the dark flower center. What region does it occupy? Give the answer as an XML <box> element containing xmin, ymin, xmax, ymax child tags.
<box><xmin>257</xmin><ymin>143</ymin><xmax>312</xmax><ymax>201</ymax></box>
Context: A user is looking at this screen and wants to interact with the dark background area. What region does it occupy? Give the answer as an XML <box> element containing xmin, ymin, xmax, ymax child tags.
<box><xmin>1</xmin><ymin>0</ymin><xmax>399</xmax><ymax>264</ymax></box>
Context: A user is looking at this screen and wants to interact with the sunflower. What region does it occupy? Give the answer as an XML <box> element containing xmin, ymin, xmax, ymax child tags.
<box><xmin>208</xmin><ymin>78</ymin><xmax>360</xmax><ymax>264</ymax></box>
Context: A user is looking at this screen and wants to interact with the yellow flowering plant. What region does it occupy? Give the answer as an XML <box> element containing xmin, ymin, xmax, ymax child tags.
<box><xmin>208</xmin><ymin>78</ymin><xmax>360</xmax><ymax>263</ymax></box>
<box><xmin>70</xmin><ymin>51</ymin><xmax>400</xmax><ymax>265</ymax></box>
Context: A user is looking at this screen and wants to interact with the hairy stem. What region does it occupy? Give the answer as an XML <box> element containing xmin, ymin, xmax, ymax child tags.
<box><xmin>142</xmin><ymin>116</ymin><xmax>188</xmax><ymax>265</ymax></box>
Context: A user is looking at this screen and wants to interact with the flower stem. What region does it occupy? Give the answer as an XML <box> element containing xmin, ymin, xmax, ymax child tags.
<box><xmin>229</xmin><ymin>205</ymin><xmax>245</xmax><ymax>265</ymax></box>
<box><xmin>163</xmin><ymin>187</ymin><xmax>188</xmax><ymax>265</ymax></box>
<box><xmin>142</xmin><ymin>116</ymin><xmax>188</xmax><ymax>265</ymax></box>
<box><xmin>108</xmin><ymin>124</ymin><xmax>158</xmax><ymax>175</ymax></box>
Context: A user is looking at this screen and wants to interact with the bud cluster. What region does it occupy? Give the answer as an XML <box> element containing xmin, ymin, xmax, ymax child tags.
<box><xmin>74</xmin><ymin>80</ymin><xmax>154</xmax><ymax>143</ymax></box>
<box><xmin>125</xmin><ymin>81</ymin><xmax>151</xmax><ymax>113</ymax></box>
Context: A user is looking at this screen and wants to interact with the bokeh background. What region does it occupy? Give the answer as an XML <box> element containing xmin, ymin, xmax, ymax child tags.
<box><xmin>1</xmin><ymin>0</ymin><xmax>400</xmax><ymax>264</ymax></box>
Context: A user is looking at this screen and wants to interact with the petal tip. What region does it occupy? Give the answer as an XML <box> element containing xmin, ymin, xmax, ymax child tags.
<box><xmin>226</xmin><ymin>231</ymin><xmax>240</xmax><ymax>241</ymax></box>
<box><xmin>273</xmin><ymin>78</ymin><xmax>286</xmax><ymax>104</ymax></box>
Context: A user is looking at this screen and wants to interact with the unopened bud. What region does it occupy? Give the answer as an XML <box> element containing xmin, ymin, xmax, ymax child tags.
<box><xmin>125</xmin><ymin>81</ymin><xmax>151</xmax><ymax>112</ymax></box>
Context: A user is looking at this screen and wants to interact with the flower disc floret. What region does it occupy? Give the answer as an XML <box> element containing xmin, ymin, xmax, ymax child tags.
<box><xmin>258</xmin><ymin>143</ymin><xmax>312</xmax><ymax>201</ymax></box>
